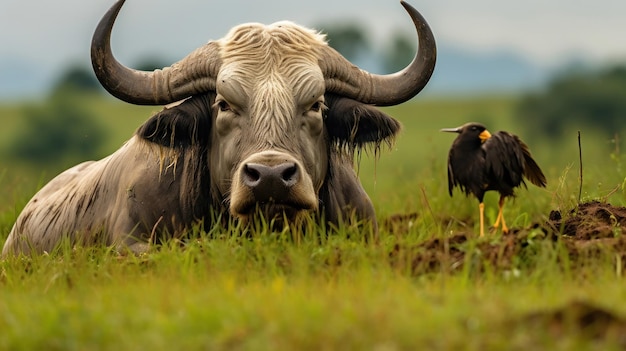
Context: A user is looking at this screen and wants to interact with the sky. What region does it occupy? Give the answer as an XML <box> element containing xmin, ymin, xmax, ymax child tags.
<box><xmin>1</xmin><ymin>0</ymin><xmax>626</xmax><ymax>99</ymax></box>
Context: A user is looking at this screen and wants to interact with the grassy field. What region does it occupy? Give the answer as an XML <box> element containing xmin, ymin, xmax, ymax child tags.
<box><xmin>2</xmin><ymin>94</ymin><xmax>626</xmax><ymax>350</ymax></box>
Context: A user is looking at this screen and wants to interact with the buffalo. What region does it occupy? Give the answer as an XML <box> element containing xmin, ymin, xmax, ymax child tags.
<box><xmin>2</xmin><ymin>0</ymin><xmax>436</xmax><ymax>256</ymax></box>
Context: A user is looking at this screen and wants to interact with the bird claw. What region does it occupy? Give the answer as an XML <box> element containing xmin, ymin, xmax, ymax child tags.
<box><xmin>489</xmin><ymin>225</ymin><xmax>510</xmax><ymax>235</ymax></box>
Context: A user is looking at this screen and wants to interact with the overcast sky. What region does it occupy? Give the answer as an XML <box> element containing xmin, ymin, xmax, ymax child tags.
<box><xmin>1</xmin><ymin>0</ymin><xmax>625</xmax><ymax>97</ymax></box>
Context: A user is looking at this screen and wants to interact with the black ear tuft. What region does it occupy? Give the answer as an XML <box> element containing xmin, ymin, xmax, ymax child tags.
<box><xmin>324</xmin><ymin>93</ymin><xmax>401</xmax><ymax>147</ymax></box>
<box><xmin>137</xmin><ymin>93</ymin><xmax>214</xmax><ymax>148</ymax></box>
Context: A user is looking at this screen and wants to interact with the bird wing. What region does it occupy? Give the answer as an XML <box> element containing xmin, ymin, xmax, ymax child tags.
<box><xmin>517</xmin><ymin>137</ymin><xmax>547</xmax><ymax>187</ymax></box>
<box><xmin>483</xmin><ymin>131</ymin><xmax>525</xmax><ymax>187</ymax></box>
<box><xmin>483</xmin><ymin>131</ymin><xmax>547</xmax><ymax>188</ymax></box>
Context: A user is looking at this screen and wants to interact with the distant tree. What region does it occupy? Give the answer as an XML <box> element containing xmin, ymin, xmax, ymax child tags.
<box><xmin>49</xmin><ymin>64</ymin><xmax>101</xmax><ymax>96</ymax></box>
<box><xmin>382</xmin><ymin>31</ymin><xmax>415</xmax><ymax>73</ymax></box>
<box><xmin>318</xmin><ymin>22</ymin><xmax>370</xmax><ymax>63</ymax></box>
<box><xmin>7</xmin><ymin>99</ymin><xmax>106</xmax><ymax>167</ymax></box>
<box><xmin>516</xmin><ymin>65</ymin><xmax>626</xmax><ymax>139</ymax></box>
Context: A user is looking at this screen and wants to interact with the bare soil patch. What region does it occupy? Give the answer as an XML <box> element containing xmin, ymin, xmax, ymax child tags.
<box><xmin>386</xmin><ymin>200</ymin><xmax>626</xmax><ymax>275</ymax></box>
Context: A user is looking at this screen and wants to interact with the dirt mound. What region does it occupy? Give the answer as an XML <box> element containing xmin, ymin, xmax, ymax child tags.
<box><xmin>547</xmin><ymin>200</ymin><xmax>626</xmax><ymax>239</ymax></box>
<box><xmin>388</xmin><ymin>230</ymin><xmax>527</xmax><ymax>275</ymax></box>
<box><xmin>385</xmin><ymin>201</ymin><xmax>626</xmax><ymax>275</ymax></box>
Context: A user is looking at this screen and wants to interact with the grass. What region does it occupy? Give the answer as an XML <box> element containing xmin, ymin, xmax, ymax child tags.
<box><xmin>2</xmin><ymin>94</ymin><xmax>626</xmax><ymax>349</ymax></box>
<box><xmin>2</xmin><ymin>231</ymin><xmax>625</xmax><ymax>350</ymax></box>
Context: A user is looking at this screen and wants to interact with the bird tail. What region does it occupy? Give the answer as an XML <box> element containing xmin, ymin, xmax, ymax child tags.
<box><xmin>520</xmin><ymin>142</ymin><xmax>547</xmax><ymax>187</ymax></box>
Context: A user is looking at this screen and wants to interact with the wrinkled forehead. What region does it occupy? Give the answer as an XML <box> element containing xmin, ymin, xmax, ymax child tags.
<box><xmin>220</xmin><ymin>20</ymin><xmax>327</xmax><ymax>57</ymax></box>
<box><xmin>215</xmin><ymin>21</ymin><xmax>327</xmax><ymax>99</ymax></box>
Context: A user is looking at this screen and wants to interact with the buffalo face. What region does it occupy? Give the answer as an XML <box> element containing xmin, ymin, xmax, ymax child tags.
<box><xmin>205</xmin><ymin>25</ymin><xmax>330</xmax><ymax>222</ymax></box>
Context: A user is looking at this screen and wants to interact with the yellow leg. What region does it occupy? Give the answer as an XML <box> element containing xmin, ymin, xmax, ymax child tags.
<box><xmin>493</xmin><ymin>206</ymin><xmax>502</xmax><ymax>229</ymax></box>
<box><xmin>493</xmin><ymin>196</ymin><xmax>509</xmax><ymax>234</ymax></box>
<box><xmin>479</xmin><ymin>202</ymin><xmax>485</xmax><ymax>237</ymax></box>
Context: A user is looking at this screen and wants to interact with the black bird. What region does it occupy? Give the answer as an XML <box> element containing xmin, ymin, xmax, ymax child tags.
<box><xmin>441</xmin><ymin>122</ymin><xmax>547</xmax><ymax>237</ymax></box>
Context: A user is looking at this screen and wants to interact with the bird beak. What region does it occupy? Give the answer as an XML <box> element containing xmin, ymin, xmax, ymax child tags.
<box><xmin>479</xmin><ymin>130</ymin><xmax>492</xmax><ymax>141</ymax></box>
<box><xmin>440</xmin><ymin>127</ymin><xmax>461</xmax><ymax>134</ymax></box>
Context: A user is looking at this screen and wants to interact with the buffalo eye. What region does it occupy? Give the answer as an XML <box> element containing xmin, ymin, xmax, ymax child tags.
<box><xmin>217</xmin><ymin>100</ymin><xmax>231</xmax><ymax>112</ymax></box>
<box><xmin>309</xmin><ymin>101</ymin><xmax>324</xmax><ymax>113</ymax></box>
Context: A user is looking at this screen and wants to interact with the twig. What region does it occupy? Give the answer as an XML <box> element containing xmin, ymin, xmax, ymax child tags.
<box><xmin>420</xmin><ymin>185</ymin><xmax>437</xmax><ymax>224</ymax></box>
<box><xmin>603</xmin><ymin>184</ymin><xmax>621</xmax><ymax>202</ymax></box>
<box><xmin>578</xmin><ymin>131</ymin><xmax>583</xmax><ymax>204</ymax></box>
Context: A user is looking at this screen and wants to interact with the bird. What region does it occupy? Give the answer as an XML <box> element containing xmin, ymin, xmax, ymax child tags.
<box><xmin>441</xmin><ymin>122</ymin><xmax>547</xmax><ymax>237</ymax></box>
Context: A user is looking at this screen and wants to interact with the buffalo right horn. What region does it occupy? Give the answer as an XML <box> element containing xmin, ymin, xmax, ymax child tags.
<box><xmin>320</xmin><ymin>1</ymin><xmax>437</xmax><ymax>106</ymax></box>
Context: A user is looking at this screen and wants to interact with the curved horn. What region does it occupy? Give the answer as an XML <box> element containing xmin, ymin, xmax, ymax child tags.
<box><xmin>320</xmin><ymin>1</ymin><xmax>436</xmax><ymax>106</ymax></box>
<box><xmin>91</xmin><ymin>0</ymin><xmax>221</xmax><ymax>105</ymax></box>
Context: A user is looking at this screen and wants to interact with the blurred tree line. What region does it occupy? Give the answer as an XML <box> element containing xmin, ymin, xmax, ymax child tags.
<box><xmin>516</xmin><ymin>65</ymin><xmax>626</xmax><ymax>141</ymax></box>
<box><xmin>5</xmin><ymin>66</ymin><xmax>105</xmax><ymax>170</ymax></box>
<box><xmin>4</xmin><ymin>60</ymin><xmax>170</xmax><ymax>171</ymax></box>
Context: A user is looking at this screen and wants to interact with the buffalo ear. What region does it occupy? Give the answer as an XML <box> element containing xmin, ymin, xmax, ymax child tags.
<box><xmin>324</xmin><ymin>94</ymin><xmax>401</xmax><ymax>147</ymax></box>
<box><xmin>137</xmin><ymin>93</ymin><xmax>215</xmax><ymax>148</ymax></box>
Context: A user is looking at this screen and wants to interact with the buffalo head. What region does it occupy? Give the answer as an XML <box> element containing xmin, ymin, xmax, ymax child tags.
<box><xmin>91</xmin><ymin>0</ymin><xmax>436</xmax><ymax>226</ymax></box>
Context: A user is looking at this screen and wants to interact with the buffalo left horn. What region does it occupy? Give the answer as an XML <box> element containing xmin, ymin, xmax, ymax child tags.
<box><xmin>91</xmin><ymin>0</ymin><xmax>222</xmax><ymax>105</ymax></box>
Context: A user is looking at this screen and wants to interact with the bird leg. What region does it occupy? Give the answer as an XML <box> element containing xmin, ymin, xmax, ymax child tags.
<box><xmin>492</xmin><ymin>196</ymin><xmax>509</xmax><ymax>234</ymax></box>
<box><xmin>479</xmin><ymin>202</ymin><xmax>485</xmax><ymax>237</ymax></box>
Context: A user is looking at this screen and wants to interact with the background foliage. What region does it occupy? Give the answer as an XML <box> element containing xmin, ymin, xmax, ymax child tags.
<box><xmin>517</xmin><ymin>65</ymin><xmax>626</xmax><ymax>141</ymax></box>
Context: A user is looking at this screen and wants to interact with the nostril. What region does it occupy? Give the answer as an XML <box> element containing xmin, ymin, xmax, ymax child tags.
<box><xmin>281</xmin><ymin>163</ymin><xmax>298</xmax><ymax>184</ymax></box>
<box><xmin>243</xmin><ymin>164</ymin><xmax>261</xmax><ymax>185</ymax></box>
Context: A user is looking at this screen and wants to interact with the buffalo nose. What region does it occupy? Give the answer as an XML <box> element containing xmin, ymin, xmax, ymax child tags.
<box><xmin>242</xmin><ymin>162</ymin><xmax>299</xmax><ymax>201</ymax></box>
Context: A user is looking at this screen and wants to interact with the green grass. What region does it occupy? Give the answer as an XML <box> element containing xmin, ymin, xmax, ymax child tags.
<box><xmin>1</xmin><ymin>232</ymin><xmax>625</xmax><ymax>350</ymax></box>
<box><xmin>2</xmin><ymin>94</ymin><xmax>626</xmax><ymax>349</ymax></box>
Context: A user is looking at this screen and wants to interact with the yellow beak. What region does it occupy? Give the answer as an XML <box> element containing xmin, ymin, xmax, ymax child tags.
<box><xmin>479</xmin><ymin>130</ymin><xmax>492</xmax><ymax>142</ymax></box>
